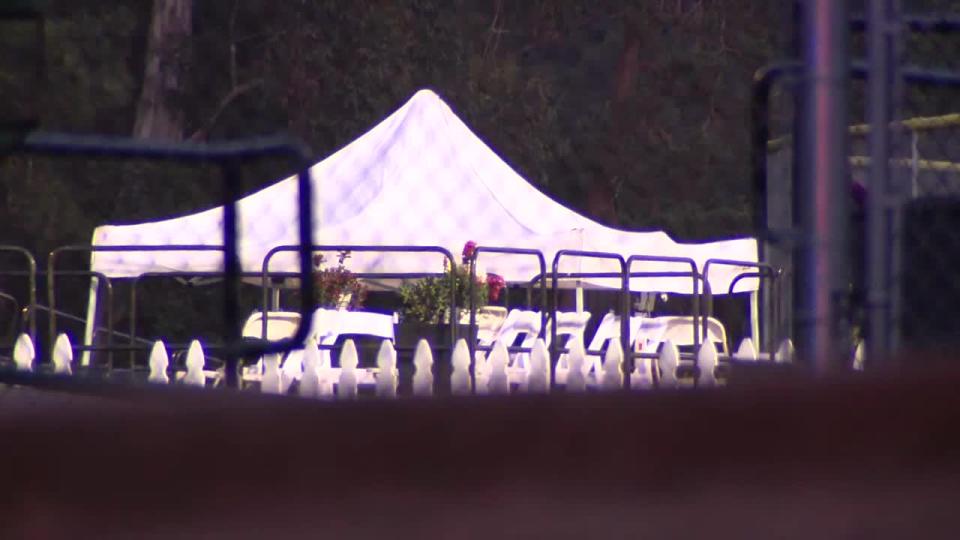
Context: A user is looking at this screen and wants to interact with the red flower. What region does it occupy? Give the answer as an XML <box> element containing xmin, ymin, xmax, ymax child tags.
<box><xmin>486</xmin><ymin>273</ymin><xmax>505</xmax><ymax>302</ymax></box>
<box><xmin>461</xmin><ymin>240</ymin><xmax>477</xmax><ymax>263</ymax></box>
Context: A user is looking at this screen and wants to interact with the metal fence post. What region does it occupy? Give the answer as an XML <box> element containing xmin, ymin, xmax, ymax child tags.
<box><xmin>796</xmin><ymin>0</ymin><xmax>851</xmax><ymax>373</ymax></box>
<box><xmin>866</xmin><ymin>0</ymin><xmax>901</xmax><ymax>368</ymax></box>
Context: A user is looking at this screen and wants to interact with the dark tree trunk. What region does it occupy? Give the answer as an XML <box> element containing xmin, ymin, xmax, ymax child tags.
<box><xmin>587</xmin><ymin>10</ymin><xmax>647</xmax><ymax>226</ymax></box>
<box><xmin>133</xmin><ymin>0</ymin><xmax>192</xmax><ymax>140</ymax></box>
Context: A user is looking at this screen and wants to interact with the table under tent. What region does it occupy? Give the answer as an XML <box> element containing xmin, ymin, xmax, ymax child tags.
<box><xmin>83</xmin><ymin>89</ymin><xmax>765</xmax><ymax>378</ymax></box>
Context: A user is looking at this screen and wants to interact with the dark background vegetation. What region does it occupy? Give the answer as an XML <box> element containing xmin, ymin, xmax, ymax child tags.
<box><xmin>6</xmin><ymin>0</ymin><xmax>952</xmax><ymax>348</ymax></box>
<box><xmin>0</xmin><ymin>1</ymin><xmax>792</xmax><ymax>346</ymax></box>
<box><xmin>3</xmin><ymin>1</ymin><xmax>788</xmax><ymax>239</ymax></box>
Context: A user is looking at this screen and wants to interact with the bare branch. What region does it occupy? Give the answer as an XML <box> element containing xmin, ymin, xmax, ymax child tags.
<box><xmin>187</xmin><ymin>78</ymin><xmax>263</xmax><ymax>141</ymax></box>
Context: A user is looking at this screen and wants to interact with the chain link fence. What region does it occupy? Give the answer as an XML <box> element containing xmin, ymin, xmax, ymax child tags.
<box><xmin>893</xmin><ymin>14</ymin><xmax>960</xmax><ymax>356</ymax></box>
<box><xmin>764</xmin><ymin>6</ymin><xmax>960</xmax><ymax>366</ymax></box>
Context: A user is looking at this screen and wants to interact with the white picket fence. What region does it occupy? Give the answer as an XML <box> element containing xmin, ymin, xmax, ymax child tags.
<box><xmin>4</xmin><ymin>330</ymin><xmax>841</xmax><ymax>399</ymax></box>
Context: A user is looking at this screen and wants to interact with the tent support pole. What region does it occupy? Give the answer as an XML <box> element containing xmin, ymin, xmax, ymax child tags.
<box><xmin>271</xmin><ymin>287</ymin><xmax>281</xmax><ymax>311</ymax></box>
<box><xmin>80</xmin><ymin>275</ymin><xmax>99</xmax><ymax>367</ymax></box>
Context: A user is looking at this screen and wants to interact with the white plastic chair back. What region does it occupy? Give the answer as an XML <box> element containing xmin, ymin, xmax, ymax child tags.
<box><xmin>241</xmin><ymin>311</ymin><xmax>302</xmax><ymax>340</ymax></box>
<box><xmin>585</xmin><ymin>312</ymin><xmax>619</xmax><ymax>376</ymax></box>
<box><xmin>491</xmin><ymin>309</ymin><xmax>541</xmax><ymax>370</ymax></box>
<box><xmin>584</xmin><ymin>313</ymin><xmax>646</xmax><ymax>377</ymax></box>
<box><xmin>328</xmin><ymin>310</ymin><xmax>396</xmax><ymax>342</ymax></box>
<box><xmin>655</xmin><ymin>316</ymin><xmax>729</xmax><ymax>354</ymax></box>
<box><xmin>539</xmin><ymin>311</ymin><xmax>592</xmax><ymax>371</ymax></box>
<box><xmin>471</xmin><ymin>306</ymin><xmax>508</xmax><ymax>347</ymax></box>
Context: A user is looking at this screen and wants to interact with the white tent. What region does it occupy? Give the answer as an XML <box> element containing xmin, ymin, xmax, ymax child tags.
<box><xmin>90</xmin><ymin>89</ymin><xmax>758</xmax><ymax>295</ymax></box>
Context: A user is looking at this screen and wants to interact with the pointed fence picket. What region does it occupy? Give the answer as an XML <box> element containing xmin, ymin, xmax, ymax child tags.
<box><xmin>261</xmin><ymin>353</ymin><xmax>283</xmax><ymax>394</ymax></box>
<box><xmin>20</xmin><ymin>326</ymin><xmax>814</xmax><ymax>399</ymax></box>
<box><xmin>13</xmin><ymin>333</ymin><xmax>35</xmax><ymax>373</ymax></box>
<box><xmin>375</xmin><ymin>340</ymin><xmax>398</xmax><ymax>398</ymax></box>
<box><xmin>853</xmin><ymin>340</ymin><xmax>865</xmax><ymax>371</ymax></box>
<box><xmin>775</xmin><ymin>338</ymin><xmax>795</xmax><ymax>364</ymax></box>
<box><xmin>658</xmin><ymin>340</ymin><xmax>680</xmax><ymax>389</ymax></box>
<box><xmin>299</xmin><ymin>338</ymin><xmax>322</xmax><ymax>398</ymax></box>
<box><xmin>52</xmin><ymin>333</ymin><xmax>73</xmax><ymax>376</ymax></box>
<box><xmin>182</xmin><ymin>340</ymin><xmax>206</xmax><ymax>387</ymax></box>
<box><xmin>696</xmin><ymin>342</ymin><xmax>719</xmax><ymax>388</ymax></box>
<box><xmin>526</xmin><ymin>339</ymin><xmax>550</xmax><ymax>394</ymax></box>
<box><xmin>337</xmin><ymin>339</ymin><xmax>359</xmax><ymax>400</ymax></box>
<box><xmin>733</xmin><ymin>338</ymin><xmax>758</xmax><ymax>362</ymax></box>
<box><xmin>600</xmin><ymin>340</ymin><xmax>624</xmax><ymax>390</ymax></box>
<box><xmin>148</xmin><ymin>341</ymin><xmax>170</xmax><ymax>384</ymax></box>
<box><xmin>486</xmin><ymin>341</ymin><xmax>510</xmax><ymax>395</ymax></box>
<box><xmin>564</xmin><ymin>336</ymin><xmax>588</xmax><ymax>392</ymax></box>
<box><xmin>412</xmin><ymin>339</ymin><xmax>434</xmax><ymax>397</ymax></box>
<box><xmin>450</xmin><ymin>339</ymin><xmax>472</xmax><ymax>396</ymax></box>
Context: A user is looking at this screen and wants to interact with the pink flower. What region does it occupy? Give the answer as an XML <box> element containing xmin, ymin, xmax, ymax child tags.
<box><xmin>486</xmin><ymin>273</ymin><xmax>505</xmax><ymax>302</ymax></box>
<box><xmin>462</xmin><ymin>240</ymin><xmax>477</xmax><ymax>263</ymax></box>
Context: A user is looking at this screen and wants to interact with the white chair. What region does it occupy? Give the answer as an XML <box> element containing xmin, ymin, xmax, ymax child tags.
<box><xmin>584</xmin><ymin>312</ymin><xmax>646</xmax><ymax>383</ymax></box>
<box><xmin>485</xmin><ymin>309</ymin><xmax>541</xmax><ymax>384</ymax></box>
<box><xmin>541</xmin><ymin>311</ymin><xmax>592</xmax><ymax>385</ymax></box>
<box><xmin>240</xmin><ymin>311</ymin><xmax>302</xmax><ymax>384</ymax></box>
<box><xmin>466</xmin><ymin>306</ymin><xmax>508</xmax><ymax>347</ymax></box>
<box><xmin>644</xmin><ymin>316</ymin><xmax>728</xmax><ymax>386</ymax></box>
<box><xmin>284</xmin><ymin>308</ymin><xmax>396</xmax><ymax>388</ymax></box>
<box><xmin>241</xmin><ymin>311</ymin><xmax>302</xmax><ymax>341</ymax></box>
<box><xmin>653</xmin><ymin>316</ymin><xmax>729</xmax><ymax>354</ymax></box>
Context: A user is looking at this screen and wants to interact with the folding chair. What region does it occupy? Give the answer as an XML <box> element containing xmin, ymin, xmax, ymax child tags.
<box><xmin>477</xmin><ymin>309</ymin><xmax>541</xmax><ymax>384</ymax></box>
<box><xmin>644</xmin><ymin>316</ymin><xmax>729</xmax><ymax>384</ymax></box>
<box><xmin>584</xmin><ymin>312</ymin><xmax>646</xmax><ymax>382</ymax></box>
<box><xmin>654</xmin><ymin>316</ymin><xmax>728</xmax><ymax>354</ymax></box>
<box><xmin>239</xmin><ymin>311</ymin><xmax>302</xmax><ymax>385</ymax></box>
<box><xmin>535</xmin><ymin>311</ymin><xmax>591</xmax><ymax>384</ymax></box>
<box><xmin>240</xmin><ymin>311</ymin><xmax>302</xmax><ymax>341</ymax></box>
<box><xmin>283</xmin><ymin>308</ymin><xmax>396</xmax><ymax>389</ymax></box>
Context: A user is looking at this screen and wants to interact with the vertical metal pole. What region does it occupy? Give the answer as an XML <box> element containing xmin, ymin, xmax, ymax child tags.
<box><xmin>620</xmin><ymin>260</ymin><xmax>631</xmax><ymax>390</ymax></box>
<box><xmin>797</xmin><ymin>0</ymin><xmax>850</xmax><ymax>374</ymax></box>
<box><xmin>468</xmin><ymin>255</ymin><xmax>477</xmax><ymax>363</ymax></box>
<box><xmin>81</xmin><ymin>275</ymin><xmax>98</xmax><ymax>367</ymax></box>
<box><xmin>866</xmin><ymin>0</ymin><xmax>898</xmax><ymax>368</ymax></box>
<box><xmin>271</xmin><ymin>287</ymin><xmax>281</xmax><ymax>311</ymax></box>
<box><xmin>910</xmin><ymin>130</ymin><xmax>919</xmax><ymax>198</ymax></box>
<box><xmin>222</xmin><ymin>163</ymin><xmax>242</xmax><ymax>388</ymax></box>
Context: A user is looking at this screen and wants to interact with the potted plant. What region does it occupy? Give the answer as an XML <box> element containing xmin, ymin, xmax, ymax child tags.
<box><xmin>397</xmin><ymin>241</ymin><xmax>504</xmax><ymax>348</ymax></box>
<box><xmin>313</xmin><ymin>250</ymin><xmax>367</xmax><ymax>310</ymax></box>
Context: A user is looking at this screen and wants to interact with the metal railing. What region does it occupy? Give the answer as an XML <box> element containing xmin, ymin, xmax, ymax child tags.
<box><xmin>261</xmin><ymin>244</ymin><xmax>458</xmax><ymax>348</ymax></box>
<box><xmin>2</xmin><ymin>131</ymin><xmax>316</xmax><ymax>390</ymax></box>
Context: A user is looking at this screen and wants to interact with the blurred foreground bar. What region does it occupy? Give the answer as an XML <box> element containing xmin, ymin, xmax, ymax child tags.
<box><xmin>2</xmin><ymin>360</ymin><xmax>960</xmax><ymax>538</ymax></box>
